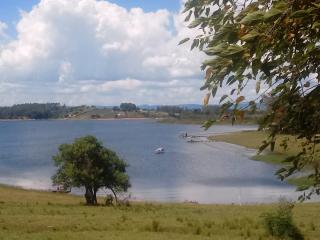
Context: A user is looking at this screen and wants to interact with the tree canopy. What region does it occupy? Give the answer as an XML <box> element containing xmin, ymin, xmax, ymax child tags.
<box><xmin>52</xmin><ymin>136</ymin><xmax>130</xmax><ymax>205</ymax></box>
<box><xmin>182</xmin><ymin>0</ymin><xmax>320</xmax><ymax>199</ymax></box>
<box><xmin>120</xmin><ymin>103</ymin><xmax>138</xmax><ymax>112</ymax></box>
<box><xmin>0</xmin><ymin>103</ymin><xmax>69</xmax><ymax>119</ymax></box>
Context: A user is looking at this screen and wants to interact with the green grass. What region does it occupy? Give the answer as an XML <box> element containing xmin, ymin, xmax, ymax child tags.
<box><xmin>209</xmin><ymin>130</ymin><xmax>309</xmax><ymax>166</ymax></box>
<box><xmin>158</xmin><ymin>118</ymin><xmax>258</xmax><ymax>125</ymax></box>
<box><xmin>251</xmin><ymin>153</ymin><xmax>287</xmax><ymax>165</ymax></box>
<box><xmin>0</xmin><ymin>185</ymin><xmax>319</xmax><ymax>239</ymax></box>
<box><xmin>210</xmin><ymin>130</ymin><xmax>303</xmax><ymax>156</ymax></box>
<box><xmin>287</xmin><ymin>176</ymin><xmax>315</xmax><ymax>190</ymax></box>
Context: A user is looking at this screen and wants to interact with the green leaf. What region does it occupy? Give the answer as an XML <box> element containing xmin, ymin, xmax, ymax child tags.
<box><xmin>240</xmin><ymin>31</ymin><xmax>260</xmax><ymax>41</ymax></box>
<box><xmin>200</xmin><ymin>82</ymin><xmax>209</xmax><ymax>91</ymax></box>
<box><xmin>211</xmin><ymin>86</ymin><xmax>218</xmax><ymax>98</ymax></box>
<box><xmin>178</xmin><ymin>38</ymin><xmax>190</xmax><ymax>45</ymax></box>
<box><xmin>219</xmin><ymin>94</ymin><xmax>228</xmax><ymax>103</ymax></box>
<box><xmin>312</xmin><ymin>22</ymin><xmax>320</xmax><ymax>29</ymax></box>
<box><xmin>184</xmin><ymin>10</ymin><xmax>192</xmax><ymax>22</ymax></box>
<box><xmin>297</xmin><ymin>185</ymin><xmax>310</xmax><ymax>191</ymax></box>
<box><xmin>227</xmin><ymin>75</ymin><xmax>236</xmax><ymax>85</ymax></box>
<box><xmin>191</xmin><ymin>39</ymin><xmax>199</xmax><ymax>50</ymax></box>
<box><xmin>256</xmin><ymin>81</ymin><xmax>261</xmax><ymax>94</ymax></box>
<box><xmin>205</xmin><ymin>8</ymin><xmax>210</xmax><ymax>17</ymax></box>
<box><xmin>202</xmin><ymin>119</ymin><xmax>216</xmax><ymax>131</ymax></box>
<box><xmin>291</xmin><ymin>10</ymin><xmax>309</xmax><ymax>18</ymax></box>
<box><xmin>263</xmin><ymin>8</ymin><xmax>283</xmax><ymax>21</ymax></box>
<box><xmin>205</xmin><ymin>43</ymin><xmax>228</xmax><ymax>55</ymax></box>
<box><xmin>219</xmin><ymin>45</ymin><xmax>245</xmax><ymax>57</ymax></box>
<box><xmin>312</xmin><ymin>3</ymin><xmax>320</xmax><ymax>8</ymax></box>
<box><xmin>258</xmin><ymin>141</ymin><xmax>270</xmax><ymax>154</ymax></box>
<box><xmin>270</xmin><ymin>140</ymin><xmax>275</xmax><ymax>152</ymax></box>
<box><xmin>252</xmin><ymin>59</ymin><xmax>261</xmax><ymax>77</ymax></box>
<box><xmin>240</xmin><ymin>11</ymin><xmax>264</xmax><ymax>25</ymax></box>
<box><xmin>188</xmin><ymin>18</ymin><xmax>204</xmax><ymax>28</ymax></box>
<box><xmin>275</xmin><ymin>168</ymin><xmax>287</xmax><ymax>175</ymax></box>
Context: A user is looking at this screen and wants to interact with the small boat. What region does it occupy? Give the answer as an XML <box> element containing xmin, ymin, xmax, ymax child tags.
<box><xmin>51</xmin><ymin>185</ymin><xmax>71</xmax><ymax>193</ymax></box>
<box><xmin>186</xmin><ymin>137</ymin><xmax>195</xmax><ymax>143</ymax></box>
<box><xmin>179</xmin><ymin>132</ymin><xmax>188</xmax><ymax>138</ymax></box>
<box><xmin>155</xmin><ymin>147</ymin><xmax>165</xmax><ymax>154</ymax></box>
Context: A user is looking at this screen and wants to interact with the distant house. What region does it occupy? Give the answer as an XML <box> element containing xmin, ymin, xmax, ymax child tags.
<box><xmin>115</xmin><ymin>112</ymin><xmax>126</xmax><ymax>118</ymax></box>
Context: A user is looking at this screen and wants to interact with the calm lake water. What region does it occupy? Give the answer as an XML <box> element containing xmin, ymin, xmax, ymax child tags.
<box><xmin>0</xmin><ymin>119</ymin><xmax>300</xmax><ymax>203</ymax></box>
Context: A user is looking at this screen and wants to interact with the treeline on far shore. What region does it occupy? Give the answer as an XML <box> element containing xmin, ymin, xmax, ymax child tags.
<box><xmin>0</xmin><ymin>103</ymin><xmax>75</xmax><ymax>119</ymax></box>
<box><xmin>0</xmin><ymin>102</ymin><xmax>265</xmax><ymax>123</ymax></box>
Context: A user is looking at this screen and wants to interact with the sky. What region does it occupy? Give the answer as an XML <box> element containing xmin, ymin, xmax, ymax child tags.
<box><xmin>0</xmin><ymin>0</ymin><xmax>209</xmax><ymax>106</ymax></box>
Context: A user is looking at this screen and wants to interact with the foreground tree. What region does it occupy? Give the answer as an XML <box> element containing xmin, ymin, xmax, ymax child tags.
<box><xmin>182</xmin><ymin>0</ymin><xmax>320</xmax><ymax>199</ymax></box>
<box><xmin>52</xmin><ymin>136</ymin><xmax>130</xmax><ymax>205</ymax></box>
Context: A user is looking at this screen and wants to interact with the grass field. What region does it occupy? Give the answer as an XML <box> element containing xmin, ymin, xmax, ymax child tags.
<box><xmin>0</xmin><ymin>185</ymin><xmax>319</xmax><ymax>240</ymax></box>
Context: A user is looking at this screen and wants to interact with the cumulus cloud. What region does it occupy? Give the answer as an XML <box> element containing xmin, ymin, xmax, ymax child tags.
<box><xmin>0</xmin><ymin>21</ymin><xmax>7</xmax><ymax>38</ymax></box>
<box><xmin>0</xmin><ymin>0</ymin><xmax>207</xmax><ymax>105</ymax></box>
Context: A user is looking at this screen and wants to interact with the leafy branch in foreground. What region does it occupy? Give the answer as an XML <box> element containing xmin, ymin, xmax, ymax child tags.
<box><xmin>182</xmin><ymin>0</ymin><xmax>320</xmax><ymax>199</ymax></box>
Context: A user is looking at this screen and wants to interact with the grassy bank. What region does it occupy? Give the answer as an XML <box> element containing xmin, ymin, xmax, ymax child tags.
<box><xmin>210</xmin><ymin>131</ymin><xmax>302</xmax><ymax>157</ymax></box>
<box><xmin>0</xmin><ymin>185</ymin><xmax>319</xmax><ymax>240</ymax></box>
<box><xmin>209</xmin><ymin>131</ymin><xmax>312</xmax><ymax>188</ymax></box>
<box><xmin>158</xmin><ymin>118</ymin><xmax>258</xmax><ymax>125</ymax></box>
<box><xmin>209</xmin><ymin>130</ymin><xmax>307</xmax><ymax>165</ymax></box>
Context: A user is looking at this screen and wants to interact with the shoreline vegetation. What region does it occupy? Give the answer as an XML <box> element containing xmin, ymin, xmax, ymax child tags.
<box><xmin>209</xmin><ymin>131</ymin><xmax>314</xmax><ymax>189</ymax></box>
<box><xmin>0</xmin><ymin>184</ymin><xmax>319</xmax><ymax>239</ymax></box>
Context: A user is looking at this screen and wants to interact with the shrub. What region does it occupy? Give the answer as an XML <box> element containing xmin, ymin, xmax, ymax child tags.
<box><xmin>105</xmin><ymin>194</ymin><xmax>114</xmax><ymax>206</ymax></box>
<box><xmin>151</xmin><ymin>220</ymin><xmax>160</xmax><ymax>232</ymax></box>
<box><xmin>262</xmin><ymin>198</ymin><xmax>304</xmax><ymax>240</ymax></box>
<box><xmin>195</xmin><ymin>226</ymin><xmax>201</xmax><ymax>235</ymax></box>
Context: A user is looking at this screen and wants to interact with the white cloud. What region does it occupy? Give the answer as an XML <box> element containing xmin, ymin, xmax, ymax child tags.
<box><xmin>80</xmin><ymin>78</ymin><xmax>142</xmax><ymax>93</ymax></box>
<box><xmin>0</xmin><ymin>21</ymin><xmax>8</xmax><ymax>38</ymax></box>
<box><xmin>0</xmin><ymin>0</ymin><xmax>207</xmax><ymax>106</ymax></box>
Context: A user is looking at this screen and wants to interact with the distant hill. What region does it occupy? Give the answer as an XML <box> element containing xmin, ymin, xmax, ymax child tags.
<box><xmin>138</xmin><ymin>104</ymin><xmax>203</xmax><ymax>110</ymax></box>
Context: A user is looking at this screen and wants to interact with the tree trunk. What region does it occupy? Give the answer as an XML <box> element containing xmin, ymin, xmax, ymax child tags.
<box><xmin>110</xmin><ymin>187</ymin><xmax>118</xmax><ymax>204</ymax></box>
<box><xmin>93</xmin><ymin>188</ymin><xmax>98</xmax><ymax>205</ymax></box>
<box><xmin>85</xmin><ymin>186</ymin><xmax>94</xmax><ymax>205</ymax></box>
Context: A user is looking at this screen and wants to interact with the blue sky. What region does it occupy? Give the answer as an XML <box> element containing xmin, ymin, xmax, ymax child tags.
<box><xmin>0</xmin><ymin>1</ymin><xmax>39</xmax><ymax>23</ymax></box>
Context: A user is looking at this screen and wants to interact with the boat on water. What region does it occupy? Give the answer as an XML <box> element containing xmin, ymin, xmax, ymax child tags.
<box><xmin>51</xmin><ymin>185</ymin><xmax>71</xmax><ymax>193</ymax></box>
<box><xmin>154</xmin><ymin>147</ymin><xmax>165</xmax><ymax>154</ymax></box>
<box><xmin>186</xmin><ymin>137</ymin><xmax>196</xmax><ymax>143</ymax></box>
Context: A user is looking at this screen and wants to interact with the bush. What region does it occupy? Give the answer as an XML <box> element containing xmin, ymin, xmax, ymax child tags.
<box><xmin>105</xmin><ymin>194</ymin><xmax>114</xmax><ymax>206</ymax></box>
<box><xmin>151</xmin><ymin>220</ymin><xmax>160</xmax><ymax>232</ymax></box>
<box><xmin>262</xmin><ymin>198</ymin><xmax>304</xmax><ymax>240</ymax></box>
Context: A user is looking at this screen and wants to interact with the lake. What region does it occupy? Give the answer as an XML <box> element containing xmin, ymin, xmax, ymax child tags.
<box><xmin>0</xmin><ymin>119</ymin><xmax>299</xmax><ymax>204</ymax></box>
